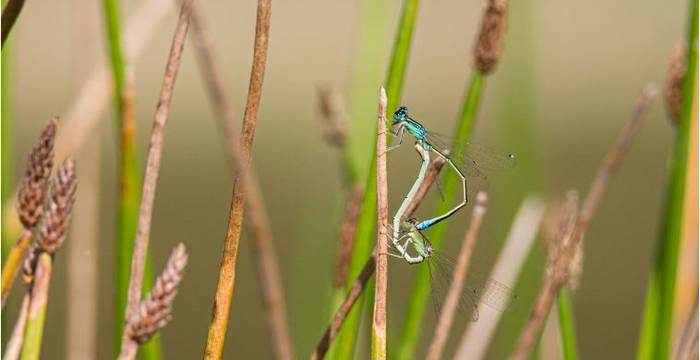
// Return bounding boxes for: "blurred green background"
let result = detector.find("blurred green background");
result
[2,0,695,358]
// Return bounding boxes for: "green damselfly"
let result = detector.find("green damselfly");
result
[387,106,516,231]
[385,219,517,321]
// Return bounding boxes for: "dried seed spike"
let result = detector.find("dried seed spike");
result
[317,87,348,149]
[665,42,687,124]
[37,159,78,254]
[17,118,58,229]
[473,0,508,74]
[127,243,188,344]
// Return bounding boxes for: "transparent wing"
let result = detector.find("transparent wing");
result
[428,253,480,322]
[424,132,517,179]
[432,251,518,312]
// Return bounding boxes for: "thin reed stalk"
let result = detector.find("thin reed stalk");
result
[545,193,581,360]
[312,255,376,360]
[335,1,419,357]
[119,244,188,360]
[638,3,698,358]
[2,119,57,308]
[20,159,77,359]
[313,136,444,359]
[20,253,51,360]
[123,0,194,342]
[191,8,292,358]
[204,0,275,358]
[426,192,488,360]
[397,1,507,356]
[334,184,364,290]
[4,294,29,360]
[1,0,25,46]
[512,86,657,360]
[673,297,698,360]
[557,287,579,360]
[371,88,389,360]
[102,0,153,350]
[455,196,545,359]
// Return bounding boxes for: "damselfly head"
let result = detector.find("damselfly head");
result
[393,106,409,124]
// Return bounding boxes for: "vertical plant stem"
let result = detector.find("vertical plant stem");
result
[556,287,579,360]
[312,255,377,360]
[1,230,31,307]
[123,0,194,344]
[204,0,273,358]
[427,192,488,360]
[513,86,657,360]
[334,1,419,357]
[101,0,155,349]
[371,88,389,360]
[190,8,292,359]
[455,196,545,359]
[1,0,25,46]
[397,70,484,360]
[20,253,52,360]
[4,294,30,360]
[638,2,697,359]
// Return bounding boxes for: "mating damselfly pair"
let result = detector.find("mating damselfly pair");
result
[383,106,517,320]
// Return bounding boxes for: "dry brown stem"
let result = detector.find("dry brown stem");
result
[674,297,699,360]
[1,0,25,46]
[311,255,376,360]
[473,0,508,74]
[426,191,488,360]
[189,6,292,359]
[124,0,194,340]
[204,0,274,358]
[511,85,657,359]
[3,294,30,360]
[371,88,389,359]
[334,183,365,287]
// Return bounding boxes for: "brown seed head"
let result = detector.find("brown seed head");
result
[17,118,58,229]
[473,0,508,74]
[127,243,188,344]
[37,159,77,254]
[665,43,687,124]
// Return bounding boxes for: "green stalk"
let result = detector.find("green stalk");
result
[20,253,52,360]
[101,0,159,357]
[396,71,484,360]
[330,1,420,358]
[557,287,579,360]
[638,2,697,359]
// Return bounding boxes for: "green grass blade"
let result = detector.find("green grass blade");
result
[396,71,484,360]
[557,287,579,360]
[637,1,697,359]
[101,0,159,357]
[331,1,420,358]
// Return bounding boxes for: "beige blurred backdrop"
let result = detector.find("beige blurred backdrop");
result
[3,0,694,358]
